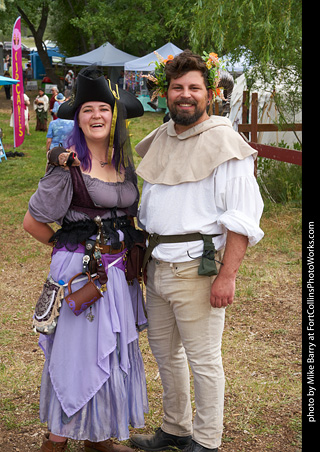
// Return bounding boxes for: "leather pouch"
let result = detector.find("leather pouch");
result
[33,276,64,334]
[125,242,146,282]
[65,272,102,316]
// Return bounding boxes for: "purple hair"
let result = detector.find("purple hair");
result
[66,106,92,172]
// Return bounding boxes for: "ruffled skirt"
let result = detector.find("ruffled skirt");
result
[38,247,148,441]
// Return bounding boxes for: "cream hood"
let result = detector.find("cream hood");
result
[136,116,257,185]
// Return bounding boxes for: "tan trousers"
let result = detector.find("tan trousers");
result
[146,256,225,449]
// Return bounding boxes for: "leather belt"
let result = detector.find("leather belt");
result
[142,232,221,271]
[81,240,126,255]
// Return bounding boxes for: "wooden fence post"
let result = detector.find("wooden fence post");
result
[251,92,258,143]
[237,91,302,166]
[242,91,249,140]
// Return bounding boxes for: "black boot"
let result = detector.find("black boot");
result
[182,440,218,452]
[130,428,192,452]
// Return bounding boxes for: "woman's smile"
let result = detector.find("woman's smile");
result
[78,102,113,140]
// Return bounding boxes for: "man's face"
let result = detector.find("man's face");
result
[166,70,211,132]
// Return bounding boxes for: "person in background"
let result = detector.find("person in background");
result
[26,63,33,81]
[46,94,74,151]
[52,92,66,116]
[64,69,75,97]
[9,92,31,136]
[130,49,264,452]
[4,54,11,71]
[49,86,59,120]
[23,65,148,452]
[117,70,125,89]
[34,87,49,131]
[3,71,11,100]
[23,92,31,136]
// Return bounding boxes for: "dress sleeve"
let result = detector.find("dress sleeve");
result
[215,156,264,246]
[28,166,73,225]
[125,164,140,217]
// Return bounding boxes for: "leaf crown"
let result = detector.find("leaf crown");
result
[145,51,222,100]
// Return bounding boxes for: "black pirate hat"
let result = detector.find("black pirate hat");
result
[57,66,144,120]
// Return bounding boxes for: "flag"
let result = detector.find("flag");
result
[11,16,25,148]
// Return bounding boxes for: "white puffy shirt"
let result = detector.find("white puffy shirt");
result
[138,155,264,263]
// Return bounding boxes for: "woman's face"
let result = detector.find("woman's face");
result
[78,101,113,143]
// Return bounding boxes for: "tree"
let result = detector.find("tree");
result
[0,0,62,87]
[46,0,92,58]
[51,0,192,57]
[186,0,302,123]
[189,0,302,86]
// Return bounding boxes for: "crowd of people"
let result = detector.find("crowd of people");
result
[20,50,264,452]
[2,58,76,143]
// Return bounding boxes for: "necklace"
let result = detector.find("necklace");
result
[92,155,109,167]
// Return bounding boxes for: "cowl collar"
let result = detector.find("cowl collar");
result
[136,116,257,185]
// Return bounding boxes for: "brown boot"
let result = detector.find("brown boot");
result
[84,439,135,452]
[40,433,68,451]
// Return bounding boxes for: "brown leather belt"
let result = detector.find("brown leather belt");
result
[81,240,126,255]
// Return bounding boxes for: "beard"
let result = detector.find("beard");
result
[168,97,207,126]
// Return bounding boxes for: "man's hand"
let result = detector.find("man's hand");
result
[210,231,248,308]
[210,274,236,308]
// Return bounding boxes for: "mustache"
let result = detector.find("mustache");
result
[173,97,197,106]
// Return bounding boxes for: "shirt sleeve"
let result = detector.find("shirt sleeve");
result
[52,101,59,114]
[215,156,264,246]
[28,166,73,225]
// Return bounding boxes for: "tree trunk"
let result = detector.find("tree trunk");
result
[17,2,63,90]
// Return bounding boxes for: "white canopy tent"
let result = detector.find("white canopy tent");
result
[65,41,138,66]
[65,42,138,83]
[220,53,251,77]
[124,42,182,72]
[124,42,183,111]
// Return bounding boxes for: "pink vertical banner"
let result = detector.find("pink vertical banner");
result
[11,17,25,148]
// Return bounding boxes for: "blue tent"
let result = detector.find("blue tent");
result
[0,75,19,85]
[30,48,66,79]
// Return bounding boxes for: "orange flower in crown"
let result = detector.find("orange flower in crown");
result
[209,52,219,62]
[142,51,173,100]
[202,51,221,99]
[163,55,174,64]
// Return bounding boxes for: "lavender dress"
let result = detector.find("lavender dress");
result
[28,166,148,441]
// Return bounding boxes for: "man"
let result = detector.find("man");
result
[130,50,264,452]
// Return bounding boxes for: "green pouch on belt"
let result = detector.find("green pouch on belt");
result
[198,235,218,276]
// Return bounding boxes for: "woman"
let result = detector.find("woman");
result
[34,87,49,131]
[10,92,31,136]
[23,66,148,452]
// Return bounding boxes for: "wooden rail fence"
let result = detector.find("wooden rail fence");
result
[217,91,302,166]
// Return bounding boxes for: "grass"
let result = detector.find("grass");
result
[0,87,302,451]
